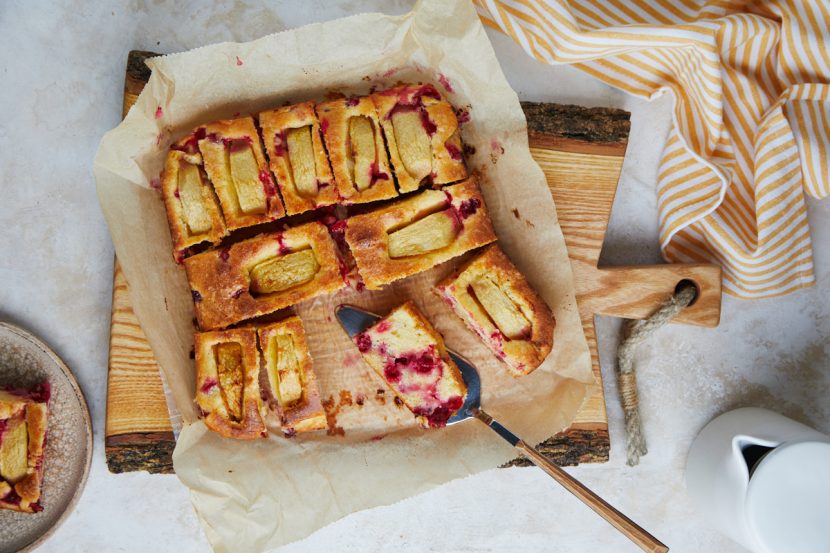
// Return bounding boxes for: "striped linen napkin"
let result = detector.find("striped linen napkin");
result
[475,0,829,298]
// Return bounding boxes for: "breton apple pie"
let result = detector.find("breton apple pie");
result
[344,177,496,290]
[0,384,49,513]
[259,102,339,215]
[257,317,326,434]
[185,221,346,330]
[316,96,397,205]
[352,302,466,428]
[372,84,467,193]
[198,117,285,230]
[161,136,228,261]
[194,328,267,440]
[435,245,555,376]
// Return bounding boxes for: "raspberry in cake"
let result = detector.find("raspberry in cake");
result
[257,317,326,434]
[352,302,466,428]
[194,328,267,440]
[259,101,339,215]
[344,177,496,290]
[371,84,467,193]
[0,383,49,513]
[435,244,555,376]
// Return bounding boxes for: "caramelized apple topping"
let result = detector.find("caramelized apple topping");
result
[470,277,531,340]
[177,162,213,235]
[228,140,267,214]
[286,126,318,197]
[388,210,459,258]
[268,333,303,406]
[391,110,431,182]
[0,417,28,483]
[348,116,376,191]
[214,342,244,422]
[249,249,320,294]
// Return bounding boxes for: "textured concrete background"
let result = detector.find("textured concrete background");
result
[1,1,827,551]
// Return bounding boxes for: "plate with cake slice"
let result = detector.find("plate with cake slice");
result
[0,322,92,553]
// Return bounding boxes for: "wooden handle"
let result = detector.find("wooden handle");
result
[514,441,669,553]
[474,409,667,552]
[576,263,722,328]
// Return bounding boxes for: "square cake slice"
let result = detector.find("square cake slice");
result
[257,317,326,435]
[197,116,285,230]
[0,383,49,513]
[161,138,228,262]
[259,102,339,215]
[316,96,397,205]
[352,302,466,428]
[435,245,555,376]
[185,221,346,330]
[344,177,496,290]
[372,84,467,193]
[194,328,267,440]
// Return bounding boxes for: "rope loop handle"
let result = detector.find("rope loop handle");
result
[616,281,697,466]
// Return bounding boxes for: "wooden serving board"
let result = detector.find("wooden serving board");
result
[105,51,722,473]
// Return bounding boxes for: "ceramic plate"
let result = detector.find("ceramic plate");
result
[0,322,92,553]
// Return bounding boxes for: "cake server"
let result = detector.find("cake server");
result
[336,304,668,553]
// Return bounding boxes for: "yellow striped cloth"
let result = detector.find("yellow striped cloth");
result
[475,0,829,298]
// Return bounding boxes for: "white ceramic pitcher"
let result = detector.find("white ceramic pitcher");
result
[685,407,830,552]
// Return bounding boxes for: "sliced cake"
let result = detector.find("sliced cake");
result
[197,116,285,230]
[257,317,326,434]
[161,137,228,262]
[316,96,397,204]
[344,177,496,290]
[259,101,339,215]
[352,302,466,428]
[371,84,467,193]
[0,383,49,513]
[194,328,267,440]
[185,221,347,330]
[436,244,555,376]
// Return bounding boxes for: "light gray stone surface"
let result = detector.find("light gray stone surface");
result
[0,2,827,552]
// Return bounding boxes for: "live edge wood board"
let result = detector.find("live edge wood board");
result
[106,51,722,474]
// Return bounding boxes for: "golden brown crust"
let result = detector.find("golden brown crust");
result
[372,84,467,193]
[257,317,326,434]
[316,97,398,204]
[160,148,228,259]
[259,102,339,215]
[194,328,267,440]
[185,221,346,330]
[344,177,497,290]
[198,116,285,230]
[0,391,48,513]
[435,244,555,376]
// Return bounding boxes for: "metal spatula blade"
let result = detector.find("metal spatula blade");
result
[335,304,669,553]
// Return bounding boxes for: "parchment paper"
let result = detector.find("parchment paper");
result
[93,1,595,551]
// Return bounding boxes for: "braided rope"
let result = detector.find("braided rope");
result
[616,282,697,466]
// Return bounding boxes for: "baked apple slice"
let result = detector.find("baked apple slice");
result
[348,115,376,192]
[228,140,268,215]
[249,249,320,295]
[391,110,432,183]
[387,210,459,258]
